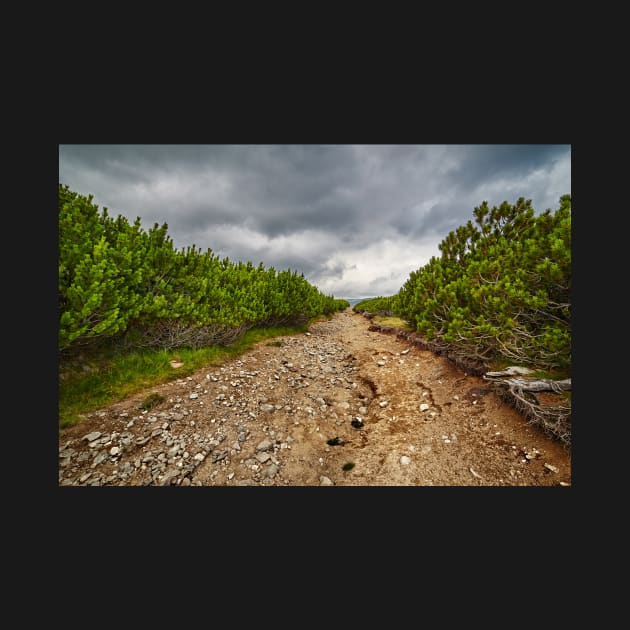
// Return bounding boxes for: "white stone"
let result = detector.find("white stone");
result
[400,455,411,465]
[420,403,430,412]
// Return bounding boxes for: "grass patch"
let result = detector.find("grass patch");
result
[59,323,309,430]
[139,392,166,411]
[266,340,284,347]
[372,315,413,330]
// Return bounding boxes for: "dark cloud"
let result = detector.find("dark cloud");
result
[59,144,570,298]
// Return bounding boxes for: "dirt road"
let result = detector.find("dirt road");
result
[58,309,571,486]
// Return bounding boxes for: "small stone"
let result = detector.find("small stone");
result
[319,476,334,485]
[559,481,570,486]
[379,401,389,408]
[401,349,410,355]
[256,439,273,452]
[420,403,430,412]
[91,452,108,468]
[376,360,386,366]
[109,446,120,456]
[400,455,411,465]
[83,431,102,442]
[544,463,559,473]
[453,395,459,401]
[189,393,199,399]
[256,452,271,463]
[469,467,482,479]
[260,404,275,412]
[160,469,180,486]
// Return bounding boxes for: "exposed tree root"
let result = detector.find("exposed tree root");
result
[366,319,571,447]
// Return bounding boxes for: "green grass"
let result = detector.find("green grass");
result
[372,315,413,330]
[59,323,308,430]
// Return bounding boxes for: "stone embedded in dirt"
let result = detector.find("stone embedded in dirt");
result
[400,455,411,465]
[189,393,199,399]
[420,403,430,412]
[319,476,334,485]
[379,401,389,408]
[109,446,120,456]
[160,469,180,486]
[401,349,410,355]
[91,452,108,468]
[83,431,102,442]
[544,463,559,473]
[256,439,273,452]
[256,452,271,463]
[259,404,275,412]
[377,360,386,366]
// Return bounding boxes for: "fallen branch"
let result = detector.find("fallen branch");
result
[484,375,571,393]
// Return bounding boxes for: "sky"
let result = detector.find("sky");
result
[58,144,571,299]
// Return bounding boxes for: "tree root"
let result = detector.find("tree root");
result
[367,319,571,447]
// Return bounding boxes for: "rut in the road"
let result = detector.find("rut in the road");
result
[58,310,571,486]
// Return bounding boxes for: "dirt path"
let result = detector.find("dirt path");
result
[58,309,571,486]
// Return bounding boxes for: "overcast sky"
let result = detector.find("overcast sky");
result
[58,144,571,299]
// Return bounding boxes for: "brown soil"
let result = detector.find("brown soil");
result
[58,309,571,486]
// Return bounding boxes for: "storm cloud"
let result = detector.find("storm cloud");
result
[59,144,571,298]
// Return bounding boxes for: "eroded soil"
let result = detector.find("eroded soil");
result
[58,309,571,486]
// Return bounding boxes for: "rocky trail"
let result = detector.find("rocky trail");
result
[58,309,571,486]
